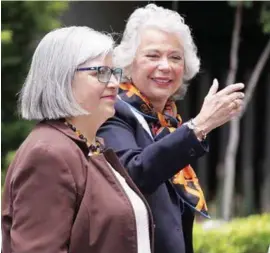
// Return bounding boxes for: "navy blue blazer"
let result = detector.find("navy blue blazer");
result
[98,99,208,253]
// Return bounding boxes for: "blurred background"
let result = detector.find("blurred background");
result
[2,1,270,252]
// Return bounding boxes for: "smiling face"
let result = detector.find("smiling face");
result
[130,28,185,110]
[72,53,119,121]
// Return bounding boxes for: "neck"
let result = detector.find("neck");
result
[151,100,167,113]
[66,115,101,145]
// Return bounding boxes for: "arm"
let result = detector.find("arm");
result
[99,114,208,194]
[99,80,246,194]
[10,143,76,253]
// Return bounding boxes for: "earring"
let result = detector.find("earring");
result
[122,75,133,84]
[128,76,133,83]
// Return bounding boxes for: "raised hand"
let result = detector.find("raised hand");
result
[193,79,245,135]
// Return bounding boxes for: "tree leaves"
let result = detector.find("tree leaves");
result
[1,2,68,169]
[260,2,270,34]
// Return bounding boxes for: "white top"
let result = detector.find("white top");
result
[107,162,151,253]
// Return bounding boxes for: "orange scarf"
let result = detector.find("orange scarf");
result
[119,83,209,217]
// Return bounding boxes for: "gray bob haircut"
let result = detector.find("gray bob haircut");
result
[19,26,114,120]
[114,4,200,100]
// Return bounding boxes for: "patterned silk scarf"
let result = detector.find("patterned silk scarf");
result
[119,83,209,218]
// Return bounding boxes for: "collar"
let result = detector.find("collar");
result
[40,119,104,156]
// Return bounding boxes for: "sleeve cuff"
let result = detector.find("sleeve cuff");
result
[184,125,209,158]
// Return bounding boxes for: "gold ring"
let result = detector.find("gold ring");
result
[233,101,238,109]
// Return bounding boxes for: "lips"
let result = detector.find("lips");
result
[151,77,172,85]
[101,94,117,100]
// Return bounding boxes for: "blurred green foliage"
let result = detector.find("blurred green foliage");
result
[228,1,253,8]
[1,151,16,187]
[228,1,270,34]
[260,2,270,34]
[194,214,270,253]
[1,1,68,170]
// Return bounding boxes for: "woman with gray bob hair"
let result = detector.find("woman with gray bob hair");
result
[98,3,245,253]
[2,26,154,253]
[20,26,114,119]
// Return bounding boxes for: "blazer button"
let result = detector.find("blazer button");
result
[189,148,196,157]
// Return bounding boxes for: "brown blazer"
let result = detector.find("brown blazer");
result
[2,120,154,253]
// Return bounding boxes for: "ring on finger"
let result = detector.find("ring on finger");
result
[233,101,238,109]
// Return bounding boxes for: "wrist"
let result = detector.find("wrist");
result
[192,116,211,135]
[186,118,208,141]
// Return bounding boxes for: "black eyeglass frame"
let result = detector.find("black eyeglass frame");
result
[76,66,122,84]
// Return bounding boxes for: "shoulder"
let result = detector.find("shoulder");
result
[99,99,147,137]
[29,124,82,158]
[98,99,154,147]
[114,99,135,120]
[111,98,143,128]
[11,123,87,179]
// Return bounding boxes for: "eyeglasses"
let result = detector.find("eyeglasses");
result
[76,66,122,84]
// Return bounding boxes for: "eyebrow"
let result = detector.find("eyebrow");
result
[143,49,183,55]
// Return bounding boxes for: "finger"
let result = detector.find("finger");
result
[235,98,244,107]
[227,92,245,102]
[207,78,219,96]
[229,99,243,110]
[229,101,237,110]
[217,83,245,97]
[229,107,242,118]
[235,99,244,112]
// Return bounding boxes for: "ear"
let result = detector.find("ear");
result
[123,66,133,82]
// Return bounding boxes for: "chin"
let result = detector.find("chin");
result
[104,107,116,119]
[150,90,171,101]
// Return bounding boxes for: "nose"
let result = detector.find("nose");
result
[157,57,170,72]
[107,74,120,89]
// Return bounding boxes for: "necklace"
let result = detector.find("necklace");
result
[64,120,102,155]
